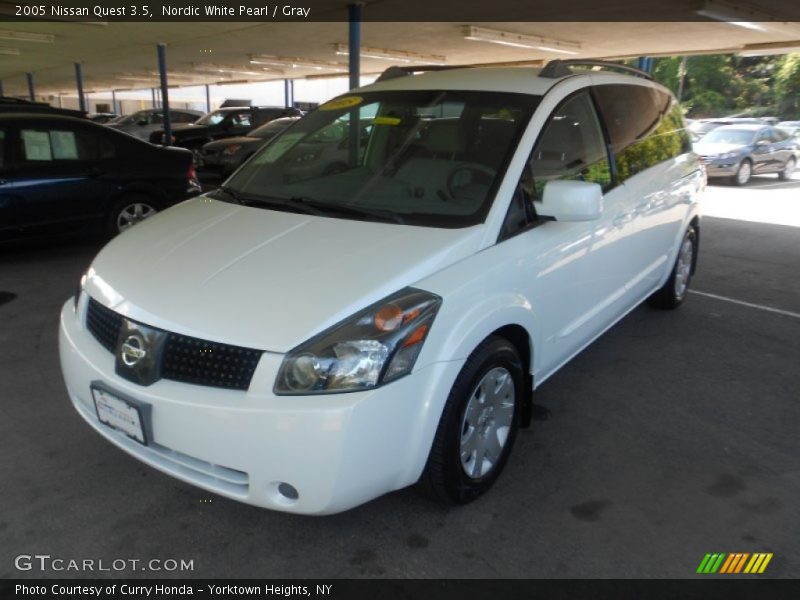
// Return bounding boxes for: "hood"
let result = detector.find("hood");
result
[86,196,483,352]
[203,136,260,149]
[693,142,748,156]
[171,123,202,133]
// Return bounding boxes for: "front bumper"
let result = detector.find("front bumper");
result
[59,298,462,514]
[699,156,742,177]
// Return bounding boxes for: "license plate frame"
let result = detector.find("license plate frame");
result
[91,383,151,446]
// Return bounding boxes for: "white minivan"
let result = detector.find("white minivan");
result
[59,60,704,514]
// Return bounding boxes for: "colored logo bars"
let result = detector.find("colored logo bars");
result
[697,553,773,574]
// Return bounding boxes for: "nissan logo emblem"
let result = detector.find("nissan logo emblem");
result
[120,334,147,367]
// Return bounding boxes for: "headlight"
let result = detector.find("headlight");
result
[222,144,242,156]
[274,288,441,395]
[74,271,88,311]
[718,151,738,160]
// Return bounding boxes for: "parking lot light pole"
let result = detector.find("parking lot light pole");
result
[26,72,35,102]
[74,63,86,112]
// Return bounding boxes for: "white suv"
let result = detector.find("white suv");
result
[59,60,704,514]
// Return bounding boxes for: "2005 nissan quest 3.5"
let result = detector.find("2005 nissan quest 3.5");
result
[59,60,704,514]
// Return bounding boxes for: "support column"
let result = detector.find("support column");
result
[157,43,172,146]
[111,90,118,115]
[151,88,157,108]
[74,63,86,112]
[26,72,35,101]
[0,80,4,97]
[348,4,361,91]
[284,79,295,108]
[205,83,211,113]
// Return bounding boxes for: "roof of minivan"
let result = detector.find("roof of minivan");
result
[713,123,766,131]
[361,66,660,96]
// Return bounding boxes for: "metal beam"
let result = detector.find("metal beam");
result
[74,63,86,112]
[157,43,172,146]
[348,3,361,90]
[26,72,35,101]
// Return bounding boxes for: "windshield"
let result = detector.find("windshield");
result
[219,90,539,228]
[195,110,228,126]
[111,111,147,126]
[700,128,756,145]
[250,119,296,139]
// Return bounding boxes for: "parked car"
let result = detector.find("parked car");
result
[107,108,203,142]
[688,117,764,141]
[281,118,374,181]
[694,124,796,185]
[150,106,303,157]
[0,113,200,242]
[60,61,703,514]
[198,116,300,174]
[88,112,118,124]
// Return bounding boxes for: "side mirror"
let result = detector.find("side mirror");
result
[755,139,769,147]
[537,180,603,222]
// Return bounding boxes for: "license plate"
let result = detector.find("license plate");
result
[92,387,147,445]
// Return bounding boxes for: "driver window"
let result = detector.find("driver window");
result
[526,92,611,200]
[500,92,611,241]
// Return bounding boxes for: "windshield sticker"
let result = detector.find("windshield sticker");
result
[253,133,305,164]
[373,116,402,126]
[320,96,363,111]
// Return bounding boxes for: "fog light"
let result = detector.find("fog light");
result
[278,482,299,501]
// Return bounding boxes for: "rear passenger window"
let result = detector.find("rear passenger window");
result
[593,84,690,182]
[527,91,612,200]
[20,127,112,162]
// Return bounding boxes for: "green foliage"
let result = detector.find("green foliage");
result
[647,52,798,119]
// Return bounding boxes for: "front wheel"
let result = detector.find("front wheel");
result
[647,226,697,310]
[778,157,796,181]
[419,336,523,504]
[732,159,752,186]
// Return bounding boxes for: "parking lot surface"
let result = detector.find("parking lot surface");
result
[1,175,798,578]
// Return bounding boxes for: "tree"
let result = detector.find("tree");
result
[775,53,800,119]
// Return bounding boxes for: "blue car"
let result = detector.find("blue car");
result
[694,124,797,185]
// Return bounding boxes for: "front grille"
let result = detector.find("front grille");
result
[161,334,262,390]
[86,297,123,352]
[85,297,261,391]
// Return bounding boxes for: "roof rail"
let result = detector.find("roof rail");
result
[539,59,654,81]
[375,65,470,82]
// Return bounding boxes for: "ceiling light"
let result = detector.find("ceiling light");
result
[192,62,279,77]
[250,54,346,72]
[0,46,20,55]
[463,26,581,55]
[0,30,55,43]
[333,43,446,65]
[695,0,777,31]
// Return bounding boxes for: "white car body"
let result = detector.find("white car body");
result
[59,66,704,514]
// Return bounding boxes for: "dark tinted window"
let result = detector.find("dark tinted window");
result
[0,129,5,169]
[593,84,690,181]
[171,111,198,123]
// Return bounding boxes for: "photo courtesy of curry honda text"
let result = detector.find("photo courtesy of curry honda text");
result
[59,60,704,514]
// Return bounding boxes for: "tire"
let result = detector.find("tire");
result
[731,159,752,186]
[106,194,161,237]
[647,226,697,310]
[419,336,524,504]
[778,156,796,181]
